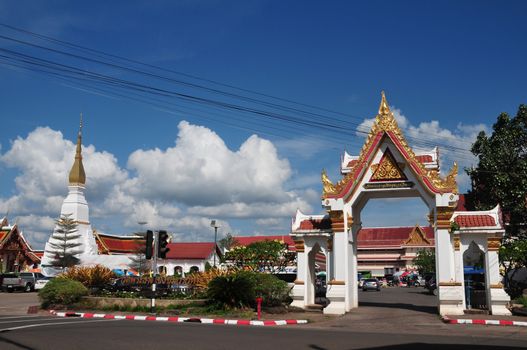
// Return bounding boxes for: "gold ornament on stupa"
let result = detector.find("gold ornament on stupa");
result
[68,114,86,185]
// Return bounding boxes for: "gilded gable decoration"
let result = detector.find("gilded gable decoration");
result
[321,91,458,199]
[370,149,407,182]
[403,225,431,246]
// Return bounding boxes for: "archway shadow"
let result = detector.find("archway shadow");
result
[358,301,437,315]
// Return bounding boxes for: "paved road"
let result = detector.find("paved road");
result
[0,292,39,315]
[0,314,525,350]
[0,288,525,349]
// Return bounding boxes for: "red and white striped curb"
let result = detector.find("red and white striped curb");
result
[49,310,308,327]
[442,316,527,327]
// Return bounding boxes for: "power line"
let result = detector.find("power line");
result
[0,23,480,160]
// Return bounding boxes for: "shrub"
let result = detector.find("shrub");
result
[60,265,116,288]
[207,273,255,308]
[39,278,88,308]
[515,295,527,307]
[253,273,289,306]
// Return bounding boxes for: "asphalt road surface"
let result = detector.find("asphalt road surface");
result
[0,288,525,350]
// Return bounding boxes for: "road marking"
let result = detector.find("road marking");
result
[0,315,42,320]
[0,317,70,324]
[0,319,121,332]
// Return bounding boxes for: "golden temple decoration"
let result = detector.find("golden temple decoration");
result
[453,237,460,251]
[327,237,333,252]
[403,225,431,245]
[436,206,456,229]
[487,237,501,251]
[328,280,345,285]
[328,210,345,232]
[321,92,459,199]
[293,239,305,253]
[321,169,337,196]
[68,113,86,185]
[370,149,407,181]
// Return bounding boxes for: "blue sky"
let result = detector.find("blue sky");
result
[1,1,526,249]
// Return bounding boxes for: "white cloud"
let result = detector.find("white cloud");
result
[1,122,316,248]
[126,121,292,206]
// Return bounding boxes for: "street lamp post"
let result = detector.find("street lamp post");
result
[210,220,219,267]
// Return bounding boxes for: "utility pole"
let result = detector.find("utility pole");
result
[210,220,219,267]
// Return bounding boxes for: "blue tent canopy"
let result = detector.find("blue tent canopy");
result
[464,266,485,275]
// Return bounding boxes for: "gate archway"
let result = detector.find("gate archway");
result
[290,92,510,316]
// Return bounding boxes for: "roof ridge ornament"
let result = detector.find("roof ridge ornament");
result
[378,90,391,116]
[321,169,337,196]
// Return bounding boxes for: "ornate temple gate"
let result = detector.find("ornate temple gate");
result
[290,93,510,316]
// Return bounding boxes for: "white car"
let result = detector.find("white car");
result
[34,277,52,290]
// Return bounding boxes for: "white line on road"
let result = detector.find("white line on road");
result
[0,319,121,332]
[0,317,72,324]
[0,315,42,320]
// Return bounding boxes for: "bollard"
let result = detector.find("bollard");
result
[256,297,263,320]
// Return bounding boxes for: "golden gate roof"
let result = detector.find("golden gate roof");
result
[322,92,458,200]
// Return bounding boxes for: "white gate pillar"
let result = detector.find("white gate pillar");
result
[324,210,347,315]
[485,237,511,315]
[436,205,464,315]
[290,239,306,309]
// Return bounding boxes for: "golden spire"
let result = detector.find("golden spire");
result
[378,90,391,116]
[68,113,86,185]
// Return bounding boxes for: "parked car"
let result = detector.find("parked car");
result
[1,272,44,292]
[34,276,53,291]
[362,278,381,291]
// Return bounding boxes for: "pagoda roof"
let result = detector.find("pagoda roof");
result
[0,218,40,263]
[357,226,434,248]
[94,231,143,254]
[322,92,458,200]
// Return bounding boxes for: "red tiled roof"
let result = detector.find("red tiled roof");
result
[234,236,295,250]
[454,215,496,228]
[33,251,44,258]
[415,155,433,163]
[165,242,217,260]
[298,219,332,230]
[96,234,142,254]
[357,226,434,247]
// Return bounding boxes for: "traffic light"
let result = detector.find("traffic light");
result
[157,230,170,259]
[145,230,153,260]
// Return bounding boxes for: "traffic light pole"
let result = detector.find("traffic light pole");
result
[151,231,158,314]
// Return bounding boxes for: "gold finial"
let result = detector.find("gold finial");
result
[321,169,336,195]
[79,113,83,136]
[69,114,86,185]
[378,91,391,116]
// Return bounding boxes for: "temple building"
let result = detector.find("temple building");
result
[0,217,41,273]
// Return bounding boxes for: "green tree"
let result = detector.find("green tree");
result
[223,239,295,272]
[466,104,527,297]
[412,249,436,275]
[48,214,82,270]
[218,232,238,251]
[499,238,527,298]
[466,104,527,240]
